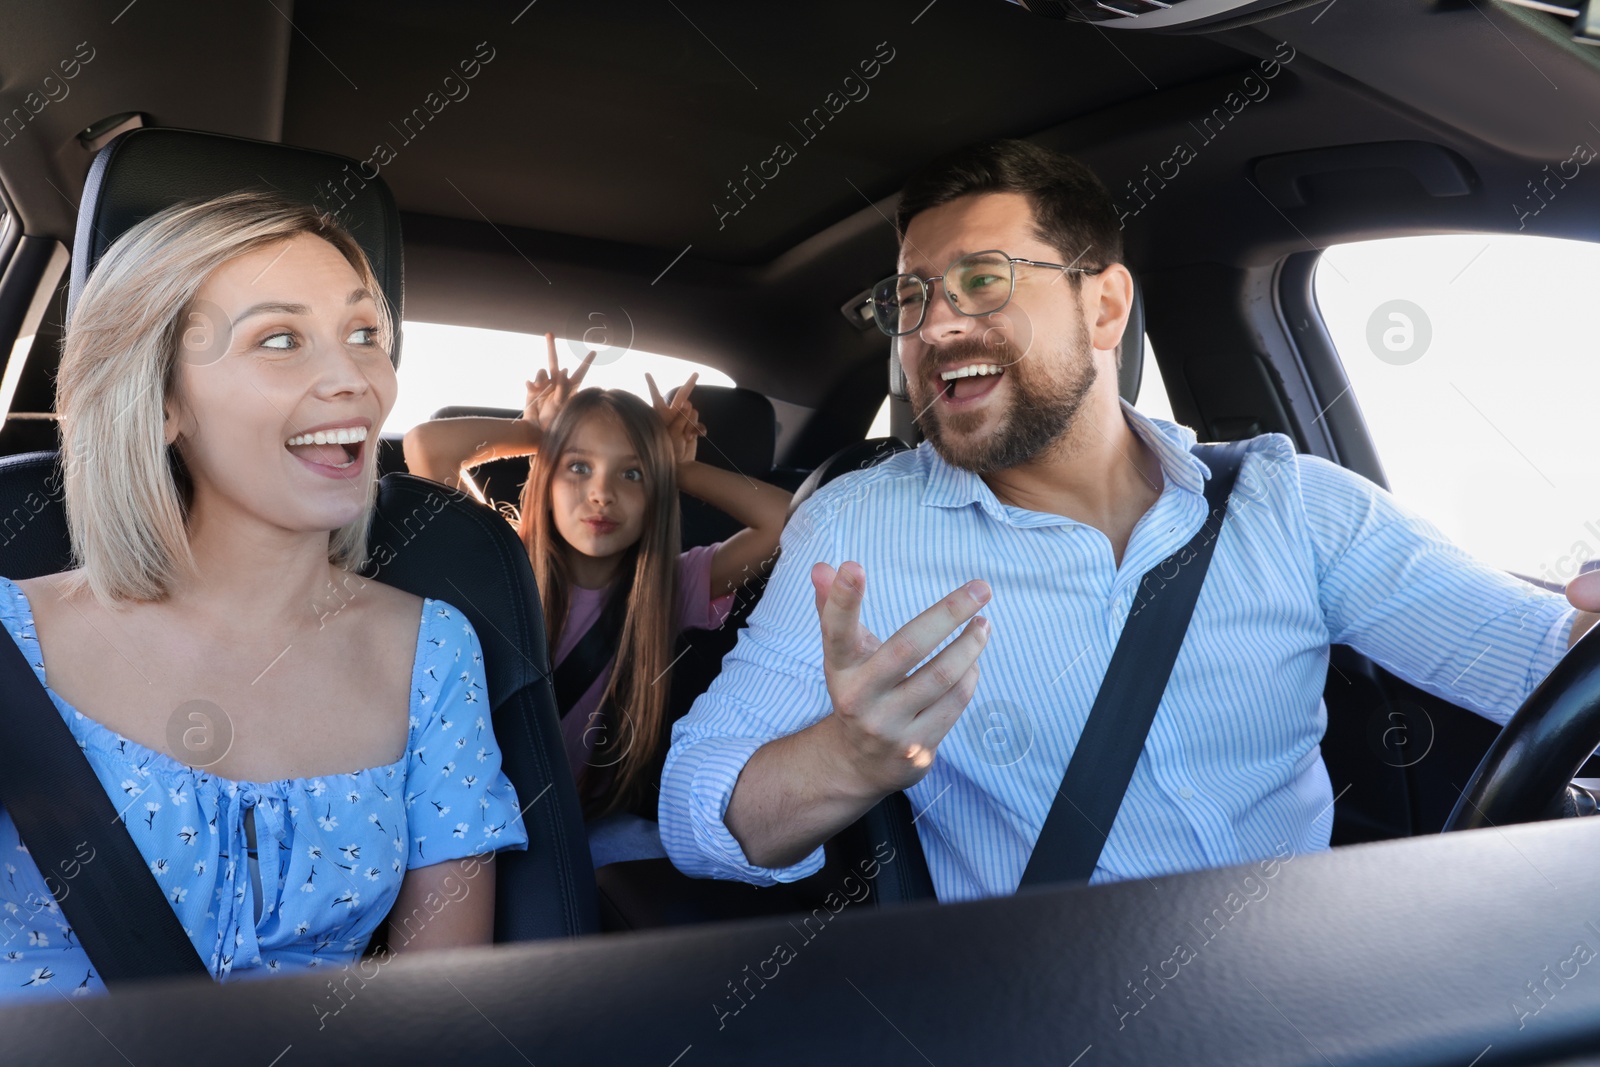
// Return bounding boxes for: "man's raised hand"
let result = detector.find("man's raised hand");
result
[1564,569,1600,648]
[811,560,991,797]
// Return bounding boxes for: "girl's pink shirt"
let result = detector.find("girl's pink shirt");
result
[554,541,736,784]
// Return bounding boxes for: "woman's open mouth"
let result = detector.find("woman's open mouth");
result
[938,363,1005,408]
[285,425,367,478]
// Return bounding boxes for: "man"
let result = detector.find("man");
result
[658,139,1600,901]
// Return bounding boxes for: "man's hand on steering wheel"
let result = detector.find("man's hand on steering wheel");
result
[1564,569,1600,649]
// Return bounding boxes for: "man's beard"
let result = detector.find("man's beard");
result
[910,317,1097,474]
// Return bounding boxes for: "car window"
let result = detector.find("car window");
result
[867,394,891,438]
[1136,334,1173,422]
[866,332,1173,436]
[386,321,735,434]
[1314,234,1600,582]
[0,187,35,429]
[0,332,34,427]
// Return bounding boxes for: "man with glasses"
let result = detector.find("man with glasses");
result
[658,138,1600,900]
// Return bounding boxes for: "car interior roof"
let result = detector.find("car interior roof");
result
[2,0,1599,414]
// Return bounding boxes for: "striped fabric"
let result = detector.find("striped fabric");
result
[659,401,1576,902]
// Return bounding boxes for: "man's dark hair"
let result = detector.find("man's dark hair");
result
[895,139,1124,275]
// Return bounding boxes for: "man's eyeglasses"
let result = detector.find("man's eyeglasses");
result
[870,250,1105,337]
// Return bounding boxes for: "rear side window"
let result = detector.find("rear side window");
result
[1314,234,1600,582]
[387,321,734,433]
[0,182,34,429]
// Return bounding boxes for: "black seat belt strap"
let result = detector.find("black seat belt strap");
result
[551,576,630,718]
[1018,440,1248,889]
[0,629,211,985]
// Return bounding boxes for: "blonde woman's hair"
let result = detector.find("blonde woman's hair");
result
[518,390,681,819]
[56,190,394,604]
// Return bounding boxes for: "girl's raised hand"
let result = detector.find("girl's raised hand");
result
[525,331,596,432]
[646,372,706,466]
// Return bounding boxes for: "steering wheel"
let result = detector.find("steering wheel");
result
[1443,622,1600,831]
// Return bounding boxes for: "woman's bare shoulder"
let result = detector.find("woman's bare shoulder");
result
[11,571,88,614]
[346,575,427,635]
[13,571,61,595]
[323,575,427,680]
[355,575,424,609]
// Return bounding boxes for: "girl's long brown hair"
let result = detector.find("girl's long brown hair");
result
[518,389,681,818]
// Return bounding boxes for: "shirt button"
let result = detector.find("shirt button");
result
[1178,786,1195,800]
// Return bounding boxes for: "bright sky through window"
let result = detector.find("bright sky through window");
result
[1316,234,1600,584]
[387,321,735,434]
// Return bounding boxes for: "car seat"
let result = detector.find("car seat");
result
[0,126,598,944]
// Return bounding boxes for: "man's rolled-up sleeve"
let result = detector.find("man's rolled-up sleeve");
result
[659,492,841,884]
[1296,453,1578,725]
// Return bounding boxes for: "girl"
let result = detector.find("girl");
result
[0,192,529,1003]
[403,336,792,863]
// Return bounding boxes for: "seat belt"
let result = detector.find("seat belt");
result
[1017,440,1248,889]
[551,574,631,718]
[0,629,211,985]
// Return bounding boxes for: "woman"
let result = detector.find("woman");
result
[0,191,528,1002]
[404,338,791,864]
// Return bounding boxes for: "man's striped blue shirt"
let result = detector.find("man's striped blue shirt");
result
[659,401,1576,901]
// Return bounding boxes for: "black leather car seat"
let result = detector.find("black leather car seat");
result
[6,126,597,942]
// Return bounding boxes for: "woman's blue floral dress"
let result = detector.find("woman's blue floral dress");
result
[0,579,529,1005]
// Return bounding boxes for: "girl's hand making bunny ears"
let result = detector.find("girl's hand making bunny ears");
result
[646,372,706,466]
[525,331,596,433]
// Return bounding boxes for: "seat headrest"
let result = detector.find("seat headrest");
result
[68,127,405,365]
[666,384,776,475]
[888,268,1146,406]
[1119,270,1145,405]
[429,405,520,421]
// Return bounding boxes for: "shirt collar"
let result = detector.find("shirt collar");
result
[921,398,1210,521]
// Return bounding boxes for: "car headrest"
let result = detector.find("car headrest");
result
[68,127,405,365]
[888,268,1145,406]
[666,384,776,475]
[1119,270,1145,404]
[786,437,911,523]
[429,406,520,421]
